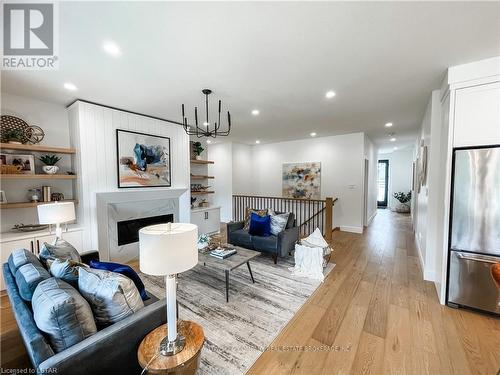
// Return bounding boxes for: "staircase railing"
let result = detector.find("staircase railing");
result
[232,195,337,240]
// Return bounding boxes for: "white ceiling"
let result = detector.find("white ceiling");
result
[2,1,500,151]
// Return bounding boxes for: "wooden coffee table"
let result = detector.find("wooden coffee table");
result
[198,246,260,302]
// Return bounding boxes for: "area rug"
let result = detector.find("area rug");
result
[139,256,334,375]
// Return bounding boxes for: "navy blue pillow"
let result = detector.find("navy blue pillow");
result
[249,212,271,237]
[89,260,149,301]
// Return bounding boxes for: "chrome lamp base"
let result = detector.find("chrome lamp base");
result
[159,334,186,356]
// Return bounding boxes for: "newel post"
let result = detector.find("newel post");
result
[325,197,333,242]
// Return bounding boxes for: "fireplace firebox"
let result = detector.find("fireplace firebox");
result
[117,214,173,246]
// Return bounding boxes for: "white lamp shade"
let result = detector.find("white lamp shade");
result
[139,223,198,276]
[37,202,76,224]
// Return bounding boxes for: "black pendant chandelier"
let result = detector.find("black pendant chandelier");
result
[181,89,231,138]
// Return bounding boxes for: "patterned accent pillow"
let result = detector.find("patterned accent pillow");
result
[33,278,97,353]
[78,267,144,327]
[243,208,268,231]
[269,211,290,236]
[39,238,81,267]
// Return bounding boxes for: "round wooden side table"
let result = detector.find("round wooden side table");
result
[138,321,204,374]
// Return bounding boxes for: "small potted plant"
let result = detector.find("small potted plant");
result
[5,129,24,144]
[39,154,62,174]
[192,141,204,160]
[393,191,412,213]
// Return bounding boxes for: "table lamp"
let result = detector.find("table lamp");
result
[37,201,76,240]
[139,222,198,356]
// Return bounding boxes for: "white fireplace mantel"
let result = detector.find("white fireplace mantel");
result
[96,188,188,261]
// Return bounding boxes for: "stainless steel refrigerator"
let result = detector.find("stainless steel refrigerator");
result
[447,145,500,314]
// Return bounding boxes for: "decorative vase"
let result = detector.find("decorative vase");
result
[195,155,201,160]
[42,165,59,174]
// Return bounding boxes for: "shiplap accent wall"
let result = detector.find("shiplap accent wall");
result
[68,101,190,250]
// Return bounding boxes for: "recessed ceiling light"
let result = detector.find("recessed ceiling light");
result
[310,132,317,137]
[390,137,397,142]
[206,140,212,144]
[63,82,77,91]
[325,90,336,99]
[203,122,209,126]
[255,140,260,144]
[385,122,393,127]
[102,41,121,57]
[251,109,260,116]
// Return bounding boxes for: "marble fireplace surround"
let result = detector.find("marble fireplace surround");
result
[96,189,187,262]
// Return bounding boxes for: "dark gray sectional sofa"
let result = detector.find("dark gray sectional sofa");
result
[2,251,166,375]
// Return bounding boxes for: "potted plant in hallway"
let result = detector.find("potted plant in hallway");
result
[192,141,204,160]
[393,191,411,213]
[39,154,62,174]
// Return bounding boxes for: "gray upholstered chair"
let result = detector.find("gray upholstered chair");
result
[227,212,299,263]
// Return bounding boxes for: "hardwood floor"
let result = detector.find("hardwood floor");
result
[248,209,500,375]
[1,209,499,374]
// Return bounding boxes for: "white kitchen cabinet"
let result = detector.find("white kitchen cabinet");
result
[0,238,35,290]
[453,81,500,147]
[191,207,221,235]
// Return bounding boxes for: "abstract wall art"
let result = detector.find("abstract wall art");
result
[282,162,321,199]
[116,129,171,188]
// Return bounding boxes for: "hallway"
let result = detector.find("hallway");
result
[249,209,500,374]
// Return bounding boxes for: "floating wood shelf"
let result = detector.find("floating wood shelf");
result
[190,159,214,165]
[190,175,215,180]
[191,191,215,195]
[0,143,76,154]
[1,174,77,180]
[0,199,78,209]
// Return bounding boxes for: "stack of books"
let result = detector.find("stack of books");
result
[210,248,237,259]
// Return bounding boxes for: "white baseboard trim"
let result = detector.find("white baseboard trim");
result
[414,234,436,282]
[424,269,436,281]
[415,235,426,272]
[367,210,377,225]
[340,225,363,234]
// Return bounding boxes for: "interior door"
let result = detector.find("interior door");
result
[377,160,389,207]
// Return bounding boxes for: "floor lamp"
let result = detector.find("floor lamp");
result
[139,222,198,355]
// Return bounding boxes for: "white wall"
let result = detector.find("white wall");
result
[232,143,254,195]
[242,132,367,232]
[364,135,378,225]
[0,93,73,231]
[68,101,190,250]
[208,143,233,222]
[412,90,443,282]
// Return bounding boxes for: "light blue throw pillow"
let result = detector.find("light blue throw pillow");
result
[32,278,97,353]
[78,267,144,327]
[15,263,51,302]
[8,248,41,276]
